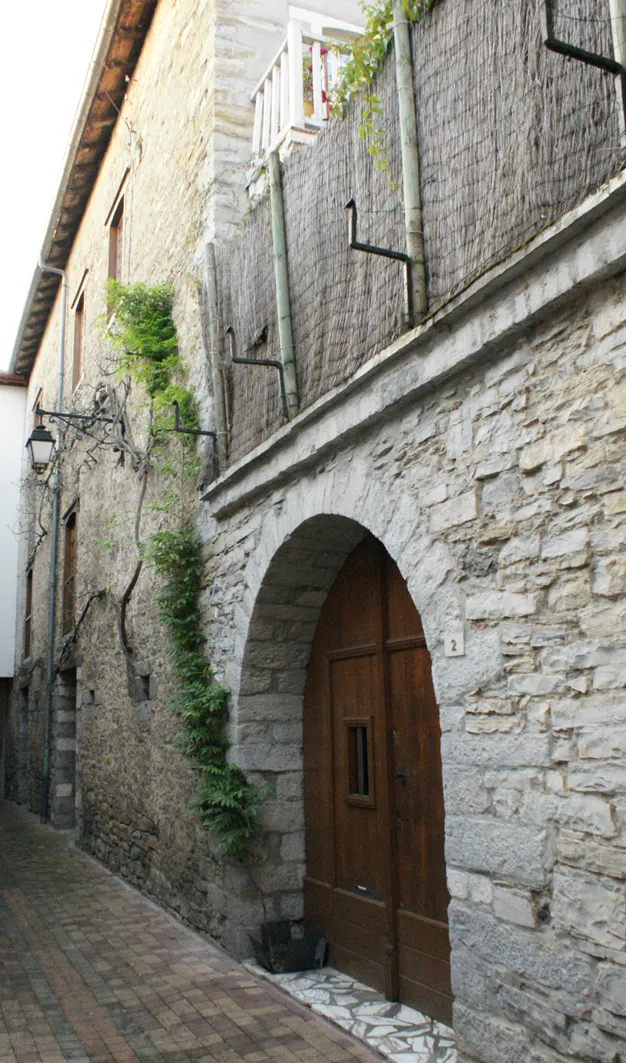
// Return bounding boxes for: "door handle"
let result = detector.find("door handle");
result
[394,767,408,785]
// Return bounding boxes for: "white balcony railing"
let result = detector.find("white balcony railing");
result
[249,14,363,173]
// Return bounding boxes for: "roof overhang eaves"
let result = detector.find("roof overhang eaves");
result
[10,0,157,378]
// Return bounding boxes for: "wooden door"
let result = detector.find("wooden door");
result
[303,537,452,1025]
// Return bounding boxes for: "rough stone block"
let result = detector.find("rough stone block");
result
[466,592,538,620]
[560,794,617,838]
[493,887,535,927]
[454,1002,531,1063]
[237,743,303,772]
[499,535,541,565]
[520,425,587,472]
[450,901,596,994]
[541,528,588,559]
[552,868,625,951]
[497,985,568,1054]
[507,673,561,695]
[552,694,626,730]
[446,816,548,885]
[430,491,478,532]
[568,764,626,794]
[281,831,305,862]
[596,962,626,1017]
[443,733,550,768]
[443,769,491,814]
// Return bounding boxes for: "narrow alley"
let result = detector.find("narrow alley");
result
[0,801,379,1063]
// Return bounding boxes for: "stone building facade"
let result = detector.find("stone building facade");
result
[5,2,626,1062]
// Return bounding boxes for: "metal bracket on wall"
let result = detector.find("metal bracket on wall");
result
[36,406,118,428]
[171,401,219,481]
[540,0,626,128]
[226,325,289,422]
[345,199,414,325]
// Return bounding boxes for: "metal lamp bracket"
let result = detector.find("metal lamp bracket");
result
[36,406,123,433]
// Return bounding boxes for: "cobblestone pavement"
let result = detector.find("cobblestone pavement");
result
[0,801,380,1063]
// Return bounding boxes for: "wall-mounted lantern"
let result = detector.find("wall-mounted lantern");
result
[25,425,55,472]
[25,406,122,473]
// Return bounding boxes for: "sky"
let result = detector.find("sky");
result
[1,1,108,372]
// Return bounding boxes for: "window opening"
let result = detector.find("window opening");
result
[108,197,124,283]
[348,725,369,796]
[345,717,374,806]
[62,512,77,634]
[24,569,33,658]
[32,389,44,428]
[73,292,84,390]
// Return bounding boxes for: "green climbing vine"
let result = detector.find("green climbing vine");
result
[146,528,263,860]
[331,0,437,169]
[104,279,262,860]
[105,280,197,434]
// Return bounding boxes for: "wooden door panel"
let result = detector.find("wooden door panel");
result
[396,909,451,960]
[331,654,382,897]
[332,915,388,965]
[304,877,334,915]
[398,944,452,997]
[304,536,452,1021]
[323,540,379,650]
[331,945,386,996]
[388,646,449,923]
[398,975,454,1027]
[386,556,424,642]
[332,888,388,935]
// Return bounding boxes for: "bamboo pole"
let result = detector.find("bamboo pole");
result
[204,243,228,468]
[268,151,299,419]
[392,0,427,322]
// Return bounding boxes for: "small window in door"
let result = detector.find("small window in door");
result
[345,717,375,808]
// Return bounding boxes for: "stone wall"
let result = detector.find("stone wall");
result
[198,193,626,1061]
[6,0,299,920]
[6,2,626,1060]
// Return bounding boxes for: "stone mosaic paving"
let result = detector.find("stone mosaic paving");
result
[243,965,456,1063]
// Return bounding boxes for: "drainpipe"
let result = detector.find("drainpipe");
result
[204,243,228,469]
[609,0,626,146]
[392,0,427,322]
[39,260,67,824]
[268,151,299,419]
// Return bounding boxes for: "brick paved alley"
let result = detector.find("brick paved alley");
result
[0,801,380,1063]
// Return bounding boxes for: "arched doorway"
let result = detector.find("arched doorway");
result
[303,536,452,1025]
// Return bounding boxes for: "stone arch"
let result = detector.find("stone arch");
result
[223,507,449,953]
[221,485,500,958]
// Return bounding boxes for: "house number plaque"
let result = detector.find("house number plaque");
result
[444,629,465,657]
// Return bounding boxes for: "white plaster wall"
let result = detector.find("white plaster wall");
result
[0,386,26,677]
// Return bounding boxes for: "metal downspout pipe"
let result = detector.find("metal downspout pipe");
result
[204,243,228,469]
[392,0,427,322]
[39,260,67,824]
[609,0,626,146]
[268,151,299,419]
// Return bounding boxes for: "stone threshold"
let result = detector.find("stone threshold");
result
[243,962,457,1063]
